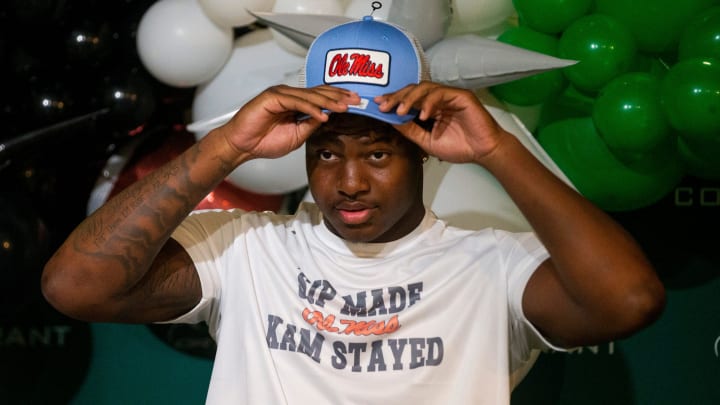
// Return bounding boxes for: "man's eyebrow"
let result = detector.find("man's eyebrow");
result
[308,131,397,146]
[307,134,342,147]
[366,133,394,143]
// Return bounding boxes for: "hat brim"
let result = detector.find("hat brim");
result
[296,97,419,125]
[344,97,418,125]
[297,98,418,125]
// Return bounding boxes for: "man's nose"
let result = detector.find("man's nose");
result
[337,161,369,197]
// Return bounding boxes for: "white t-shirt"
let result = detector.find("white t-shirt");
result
[169,202,558,404]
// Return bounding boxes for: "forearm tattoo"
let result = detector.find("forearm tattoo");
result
[71,142,229,290]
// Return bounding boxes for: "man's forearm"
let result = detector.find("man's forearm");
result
[43,129,241,310]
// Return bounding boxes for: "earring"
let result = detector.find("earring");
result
[422,156,429,163]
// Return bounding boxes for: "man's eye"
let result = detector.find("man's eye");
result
[369,151,389,161]
[319,151,335,161]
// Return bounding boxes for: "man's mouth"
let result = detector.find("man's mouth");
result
[335,202,374,225]
[337,207,372,225]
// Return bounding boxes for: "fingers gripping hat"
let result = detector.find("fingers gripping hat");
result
[301,15,431,125]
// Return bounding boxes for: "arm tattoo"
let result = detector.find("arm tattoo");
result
[72,141,229,291]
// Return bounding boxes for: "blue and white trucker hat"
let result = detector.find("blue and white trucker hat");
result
[301,15,430,125]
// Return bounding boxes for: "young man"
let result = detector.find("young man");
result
[42,17,664,404]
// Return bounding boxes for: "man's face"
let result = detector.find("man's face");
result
[306,114,426,243]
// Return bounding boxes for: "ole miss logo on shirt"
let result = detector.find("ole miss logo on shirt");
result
[324,48,390,86]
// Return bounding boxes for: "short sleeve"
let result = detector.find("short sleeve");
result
[497,230,567,378]
[155,209,241,335]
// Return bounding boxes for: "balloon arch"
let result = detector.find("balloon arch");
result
[132,0,719,215]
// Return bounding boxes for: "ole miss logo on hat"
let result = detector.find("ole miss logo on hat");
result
[303,16,427,124]
[324,49,390,86]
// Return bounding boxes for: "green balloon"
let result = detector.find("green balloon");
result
[660,57,720,141]
[537,85,595,131]
[537,117,683,211]
[595,0,717,53]
[513,0,593,34]
[558,14,637,92]
[627,53,672,79]
[592,72,672,153]
[490,26,568,106]
[678,6,720,61]
[677,136,720,180]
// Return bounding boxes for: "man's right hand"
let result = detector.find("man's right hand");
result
[214,85,361,166]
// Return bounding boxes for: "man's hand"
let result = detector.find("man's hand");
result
[216,85,361,165]
[375,82,509,164]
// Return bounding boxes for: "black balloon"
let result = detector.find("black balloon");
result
[2,0,62,25]
[0,0,194,163]
[63,18,116,70]
[28,79,78,127]
[7,46,45,82]
[96,66,158,135]
[0,193,49,320]
[0,81,33,138]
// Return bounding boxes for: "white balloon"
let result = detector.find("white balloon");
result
[87,138,143,216]
[198,0,275,28]
[136,0,234,87]
[344,0,389,19]
[272,0,344,16]
[504,103,542,133]
[448,0,516,35]
[344,0,451,50]
[191,28,305,125]
[271,0,345,56]
[190,28,308,194]
[448,18,511,39]
[249,12,354,49]
[227,147,309,195]
[422,160,528,231]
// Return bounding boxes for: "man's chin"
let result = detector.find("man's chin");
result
[325,221,382,243]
